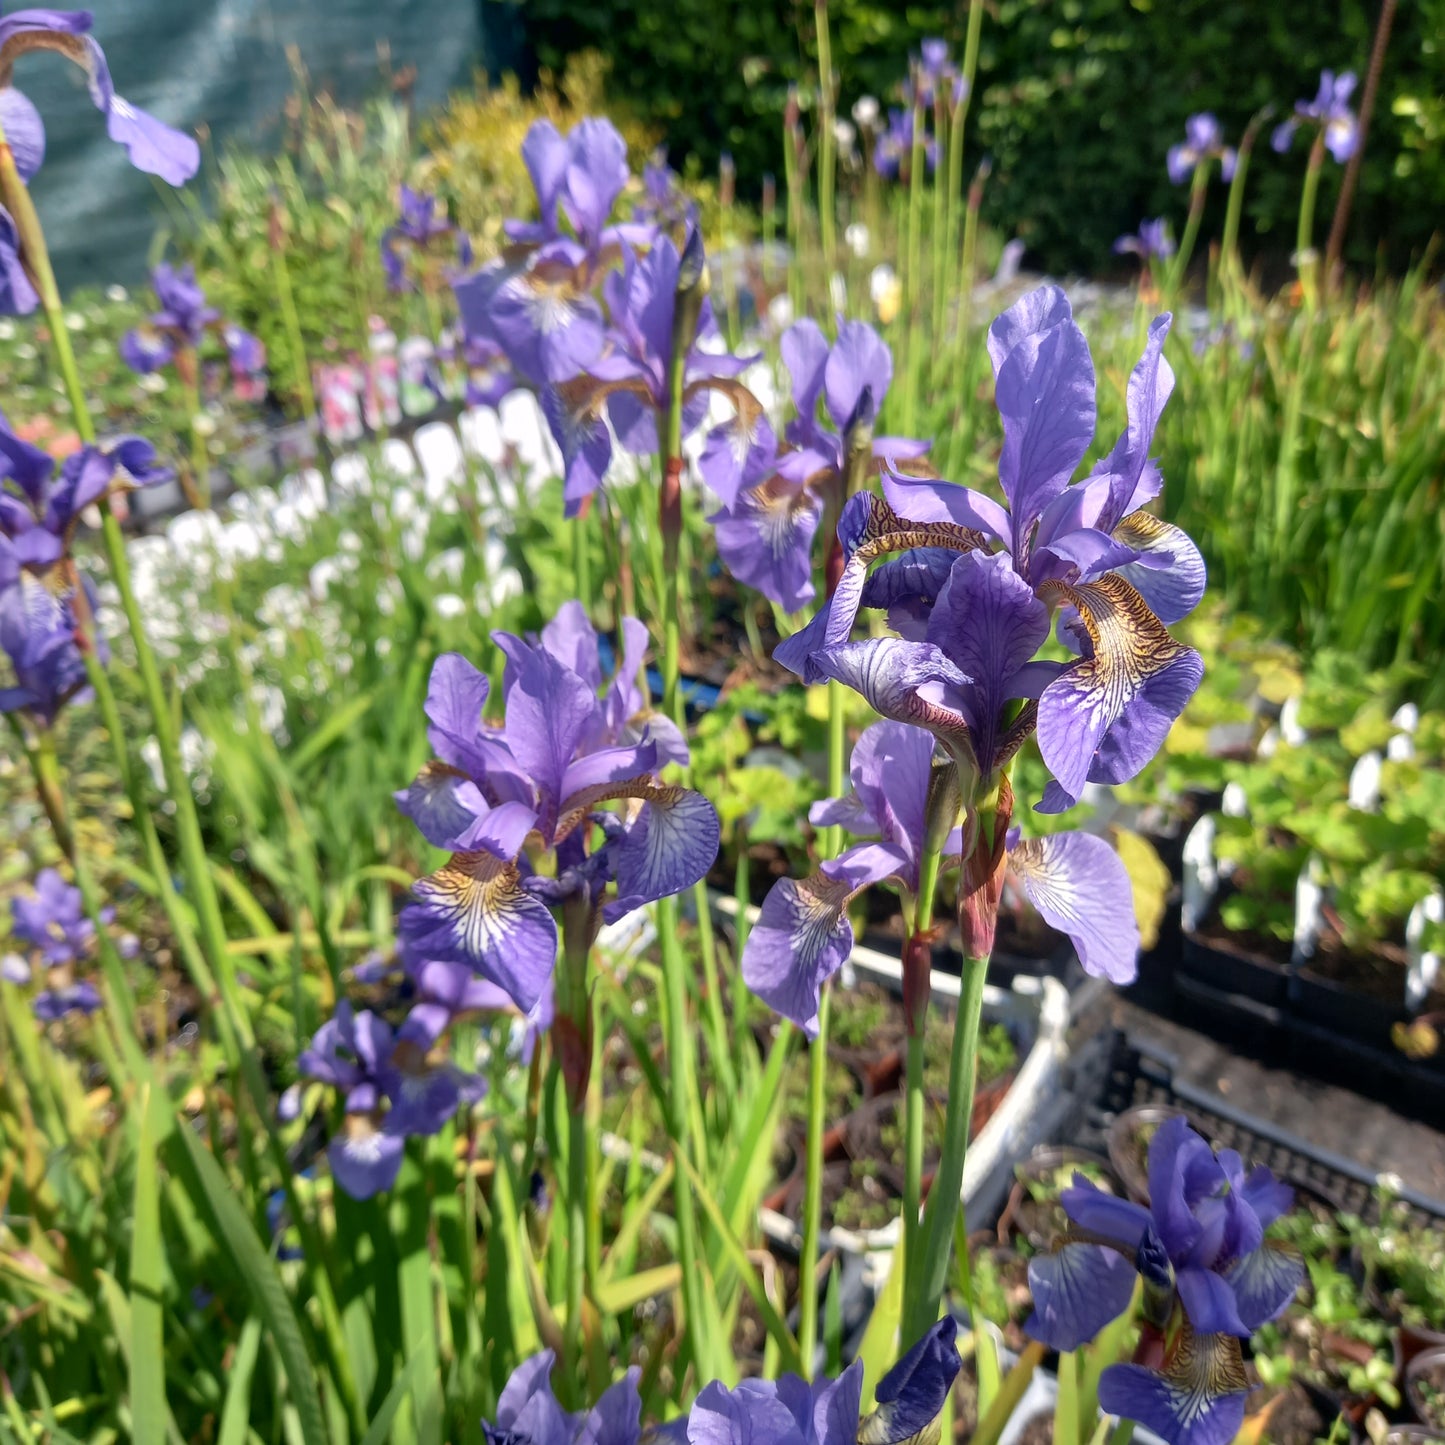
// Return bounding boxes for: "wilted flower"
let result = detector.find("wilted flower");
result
[396,605,717,1015]
[1028,1116,1304,1445]
[1166,114,1237,185]
[709,318,927,611]
[1272,70,1359,162]
[1114,219,1176,261]
[781,285,1204,818]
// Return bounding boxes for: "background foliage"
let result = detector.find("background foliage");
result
[518,0,1445,275]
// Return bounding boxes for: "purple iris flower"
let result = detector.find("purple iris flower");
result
[298,999,484,1199]
[543,229,753,515]
[0,416,171,562]
[873,109,939,181]
[744,714,1139,1033]
[0,568,102,724]
[481,1349,641,1445]
[1272,70,1359,163]
[454,116,632,388]
[709,318,927,611]
[11,867,92,964]
[780,285,1205,817]
[0,10,197,315]
[1114,219,1175,261]
[1027,1116,1304,1445]
[120,263,264,383]
[1166,114,1237,185]
[395,607,718,1014]
[34,978,101,1019]
[634,150,699,233]
[380,185,454,293]
[689,1319,959,1445]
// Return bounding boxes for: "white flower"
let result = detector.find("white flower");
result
[832,118,856,150]
[844,223,870,259]
[140,373,167,394]
[852,96,880,129]
[0,319,15,341]
[105,284,129,303]
[64,312,86,332]
[434,593,466,620]
[767,293,794,332]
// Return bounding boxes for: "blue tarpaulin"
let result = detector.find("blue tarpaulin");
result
[25,0,502,290]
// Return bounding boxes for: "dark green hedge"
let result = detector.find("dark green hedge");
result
[517,0,1445,275]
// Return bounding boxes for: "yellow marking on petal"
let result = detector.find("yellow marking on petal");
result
[554,779,684,841]
[1157,1313,1250,1429]
[414,851,532,958]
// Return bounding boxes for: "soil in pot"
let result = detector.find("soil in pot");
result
[1246,1380,1353,1445]
[1106,1104,1185,1204]
[923,1018,1018,1099]
[968,1238,1033,1353]
[1265,1178,1350,1269]
[1013,1412,1055,1445]
[949,1358,981,1440]
[1408,1352,1445,1432]
[999,1148,1121,1253]
[831,983,909,1096]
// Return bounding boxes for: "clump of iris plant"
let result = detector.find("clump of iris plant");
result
[1,412,170,728]
[0,9,198,314]
[5,868,107,1020]
[119,262,266,399]
[1027,1115,1304,1445]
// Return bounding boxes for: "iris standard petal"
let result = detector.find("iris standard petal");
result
[1060,1174,1152,1244]
[0,414,59,498]
[0,87,44,180]
[859,547,961,641]
[1176,1266,1250,1338]
[423,652,490,770]
[823,319,892,432]
[562,116,630,244]
[710,474,823,613]
[781,318,831,433]
[804,1361,865,1445]
[495,1350,579,1445]
[1090,314,1175,524]
[742,841,910,1035]
[847,719,935,877]
[862,1319,961,1445]
[493,632,604,831]
[577,1369,643,1445]
[925,549,1050,769]
[539,600,601,694]
[1097,1335,1250,1445]
[328,1127,405,1200]
[1008,832,1141,983]
[700,404,777,510]
[688,1378,807,1445]
[994,315,1096,553]
[1223,1243,1305,1330]
[986,283,1075,379]
[1147,1115,1210,1257]
[395,762,492,851]
[1239,1166,1295,1231]
[1026,1240,1140,1351]
[1035,575,1204,803]
[401,852,559,1012]
[520,119,570,233]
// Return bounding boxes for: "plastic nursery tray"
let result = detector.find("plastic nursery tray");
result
[1028,1021,1445,1230]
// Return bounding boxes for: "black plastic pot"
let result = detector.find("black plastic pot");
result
[1406,1347,1445,1433]
[1105,1103,1186,1205]
[1181,931,1291,1007]
[997,1146,1122,1251]
[1288,966,1407,1049]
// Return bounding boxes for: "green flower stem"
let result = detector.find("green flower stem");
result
[1296,133,1327,310]
[903,946,990,1343]
[556,909,592,1380]
[815,0,836,278]
[183,354,211,509]
[901,96,927,437]
[783,116,803,318]
[797,980,832,1374]
[29,725,75,863]
[1220,152,1252,292]
[1168,164,1209,298]
[902,839,943,1300]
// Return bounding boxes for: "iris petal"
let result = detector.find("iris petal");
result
[328,1127,405,1201]
[710,474,823,614]
[1027,1240,1139,1352]
[1035,575,1204,804]
[401,852,559,1011]
[1097,1330,1249,1445]
[1112,511,1207,624]
[1224,1243,1305,1330]
[863,1319,960,1445]
[606,784,720,916]
[1009,832,1141,983]
[742,842,910,1035]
